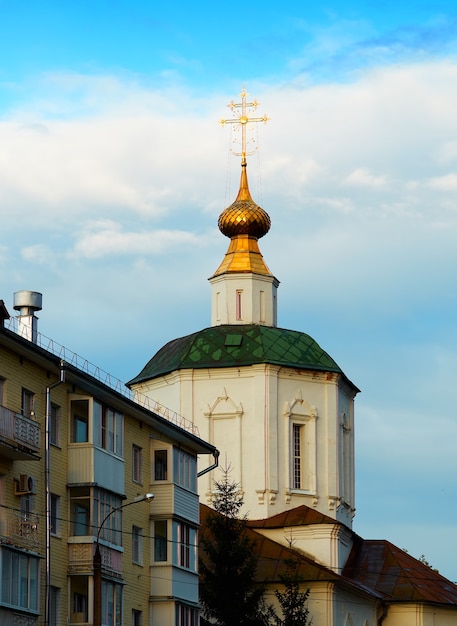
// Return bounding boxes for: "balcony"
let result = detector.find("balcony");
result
[68,444,124,493]
[0,510,39,550]
[0,405,40,460]
[68,541,122,577]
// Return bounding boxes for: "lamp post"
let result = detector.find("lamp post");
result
[93,493,154,626]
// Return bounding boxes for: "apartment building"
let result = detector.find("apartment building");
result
[0,292,217,626]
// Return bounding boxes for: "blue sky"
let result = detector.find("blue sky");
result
[1,1,457,581]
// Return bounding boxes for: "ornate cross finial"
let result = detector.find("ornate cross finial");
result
[220,88,269,164]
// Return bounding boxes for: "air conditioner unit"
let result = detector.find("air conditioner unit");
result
[14,474,37,495]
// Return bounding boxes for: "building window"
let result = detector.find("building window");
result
[154,520,168,562]
[70,487,90,536]
[50,586,60,626]
[21,388,35,417]
[132,526,142,565]
[176,522,197,571]
[215,291,220,321]
[1,548,40,612]
[286,404,317,494]
[132,445,142,483]
[132,609,142,626]
[70,488,123,543]
[50,494,60,535]
[20,493,36,519]
[71,399,89,443]
[236,290,242,320]
[0,377,5,405]
[292,424,302,489]
[94,489,123,545]
[176,603,199,626]
[94,401,123,456]
[178,523,191,568]
[70,576,88,623]
[73,503,90,536]
[259,289,265,323]
[154,449,168,481]
[174,450,196,492]
[101,579,122,626]
[50,402,60,446]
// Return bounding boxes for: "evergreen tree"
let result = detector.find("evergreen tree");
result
[274,559,312,626]
[199,471,275,626]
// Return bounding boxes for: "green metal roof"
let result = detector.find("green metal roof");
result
[128,324,345,386]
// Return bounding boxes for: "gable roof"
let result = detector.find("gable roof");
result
[200,503,342,585]
[200,503,457,607]
[343,538,457,605]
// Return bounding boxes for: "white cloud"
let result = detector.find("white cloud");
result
[21,244,55,264]
[427,172,457,190]
[70,220,203,259]
[343,167,388,187]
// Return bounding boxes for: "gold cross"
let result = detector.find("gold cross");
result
[220,88,269,163]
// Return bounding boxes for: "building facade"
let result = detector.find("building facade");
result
[0,294,217,626]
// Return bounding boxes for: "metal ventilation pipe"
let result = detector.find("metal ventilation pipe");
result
[13,291,43,343]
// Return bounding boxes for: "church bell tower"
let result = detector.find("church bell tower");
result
[129,89,359,527]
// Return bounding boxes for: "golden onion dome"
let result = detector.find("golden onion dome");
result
[218,162,271,239]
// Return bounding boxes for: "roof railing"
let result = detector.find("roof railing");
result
[4,317,199,437]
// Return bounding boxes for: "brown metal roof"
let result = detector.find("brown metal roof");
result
[200,504,341,585]
[343,538,457,605]
[200,504,457,607]
[247,504,338,529]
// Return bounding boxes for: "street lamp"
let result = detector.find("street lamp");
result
[93,493,154,626]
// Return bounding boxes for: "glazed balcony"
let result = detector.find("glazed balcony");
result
[68,444,124,494]
[0,405,40,460]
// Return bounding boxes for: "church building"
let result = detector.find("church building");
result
[129,90,457,626]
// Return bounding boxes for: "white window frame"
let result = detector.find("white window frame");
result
[176,522,197,571]
[1,548,40,612]
[284,400,317,495]
[173,449,196,492]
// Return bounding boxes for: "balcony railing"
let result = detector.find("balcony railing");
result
[68,542,122,577]
[0,405,40,454]
[0,511,39,550]
[4,317,200,437]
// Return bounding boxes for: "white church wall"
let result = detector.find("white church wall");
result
[254,523,354,573]
[133,362,355,526]
[300,582,377,626]
[383,603,457,626]
[333,586,378,626]
[210,272,278,326]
